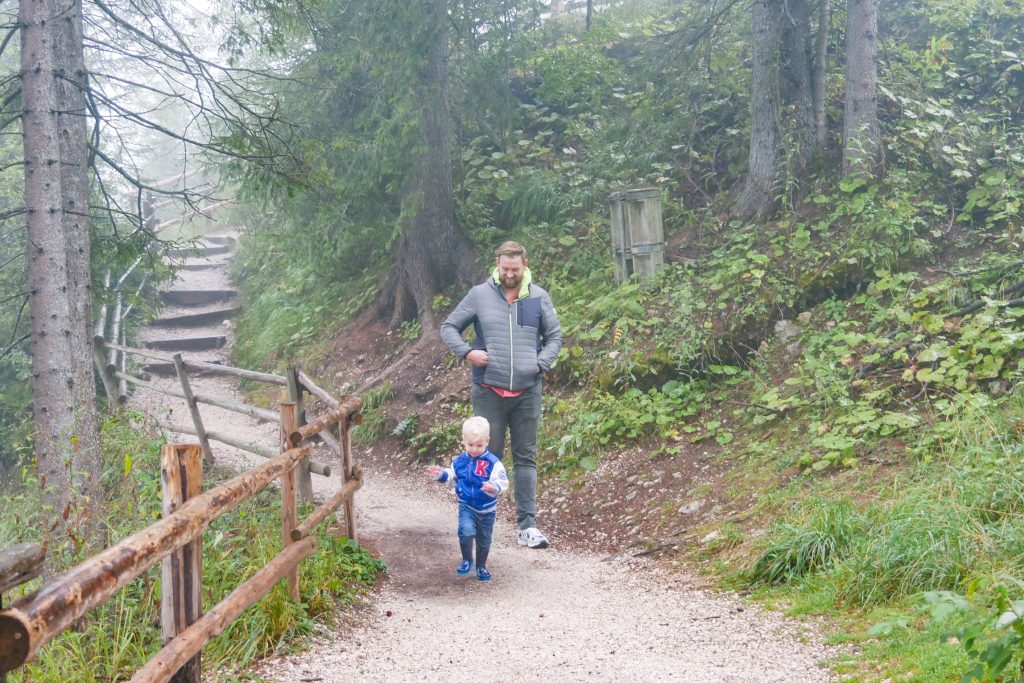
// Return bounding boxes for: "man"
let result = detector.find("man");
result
[441,241,562,549]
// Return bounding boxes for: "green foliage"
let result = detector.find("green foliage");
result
[748,387,1024,633]
[232,255,372,369]
[391,414,418,440]
[542,379,705,476]
[352,382,395,445]
[405,403,472,462]
[749,501,864,585]
[0,412,383,681]
[526,25,630,112]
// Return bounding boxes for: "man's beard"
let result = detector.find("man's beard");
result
[502,274,523,289]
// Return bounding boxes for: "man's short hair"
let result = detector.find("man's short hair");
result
[463,416,491,440]
[495,240,527,261]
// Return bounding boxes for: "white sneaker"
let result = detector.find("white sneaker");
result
[517,527,549,549]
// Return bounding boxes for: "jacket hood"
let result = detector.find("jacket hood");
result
[491,266,532,300]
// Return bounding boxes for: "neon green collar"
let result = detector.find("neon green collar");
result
[492,267,532,300]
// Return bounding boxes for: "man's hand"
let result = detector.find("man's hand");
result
[466,349,489,367]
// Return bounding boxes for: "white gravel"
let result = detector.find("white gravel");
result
[132,234,839,683]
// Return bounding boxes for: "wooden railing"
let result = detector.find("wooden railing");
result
[0,393,362,682]
[0,543,44,683]
[95,339,338,493]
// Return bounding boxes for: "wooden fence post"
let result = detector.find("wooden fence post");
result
[287,368,313,501]
[279,403,300,600]
[173,354,214,465]
[160,444,203,683]
[340,416,358,541]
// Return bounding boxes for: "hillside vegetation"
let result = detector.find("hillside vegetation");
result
[230,1,1024,680]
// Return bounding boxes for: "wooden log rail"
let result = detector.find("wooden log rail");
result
[99,341,338,479]
[0,544,44,683]
[0,444,311,673]
[130,536,317,682]
[154,419,331,477]
[117,370,279,423]
[103,342,288,386]
[0,545,44,596]
[289,396,362,447]
[291,466,363,542]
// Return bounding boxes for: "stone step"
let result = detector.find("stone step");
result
[159,290,236,306]
[179,263,221,271]
[151,307,240,328]
[203,235,236,245]
[144,336,227,352]
[166,243,232,258]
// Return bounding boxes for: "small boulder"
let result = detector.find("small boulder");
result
[679,500,705,515]
[701,530,721,545]
[774,319,801,340]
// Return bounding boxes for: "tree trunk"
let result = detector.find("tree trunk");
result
[735,0,782,219]
[843,0,881,177]
[586,0,593,31]
[779,0,816,171]
[54,0,101,507]
[22,0,76,535]
[813,0,830,149]
[383,0,473,331]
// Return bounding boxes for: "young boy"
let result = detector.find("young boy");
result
[425,416,509,581]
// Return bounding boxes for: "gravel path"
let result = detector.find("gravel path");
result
[259,465,837,683]
[131,235,838,683]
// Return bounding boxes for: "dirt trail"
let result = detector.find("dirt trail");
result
[130,235,838,683]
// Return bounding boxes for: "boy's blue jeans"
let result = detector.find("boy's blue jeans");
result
[458,502,496,568]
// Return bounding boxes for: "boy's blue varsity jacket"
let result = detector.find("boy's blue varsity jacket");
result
[435,449,509,513]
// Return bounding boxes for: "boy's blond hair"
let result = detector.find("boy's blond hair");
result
[462,416,491,440]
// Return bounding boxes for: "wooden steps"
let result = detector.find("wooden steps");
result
[151,307,240,328]
[159,290,236,306]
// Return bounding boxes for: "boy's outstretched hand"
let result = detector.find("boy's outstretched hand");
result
[424,465,442,479]
[481,481,497,494]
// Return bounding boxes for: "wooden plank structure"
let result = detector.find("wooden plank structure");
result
[173,355,213,464]
[159,290,236,306]
[609,187,665,283]
[287,369,314,501]
[0,545,44,596]
[148,307,241,328]
[160,445,203,682]
[0,544,44,683]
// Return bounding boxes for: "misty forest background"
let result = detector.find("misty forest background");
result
[3,0,1024,680]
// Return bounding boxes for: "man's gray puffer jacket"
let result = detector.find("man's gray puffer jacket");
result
[441,272,562,392]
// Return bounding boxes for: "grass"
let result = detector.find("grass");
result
[748,499,863,585]
[733,389,1024,680]
[351,381,395,445]
[0,411,385,682]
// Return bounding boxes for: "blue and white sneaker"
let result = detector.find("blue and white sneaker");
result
[456,560,473,575]
[476,566,492,582]
[517,527,549,549]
